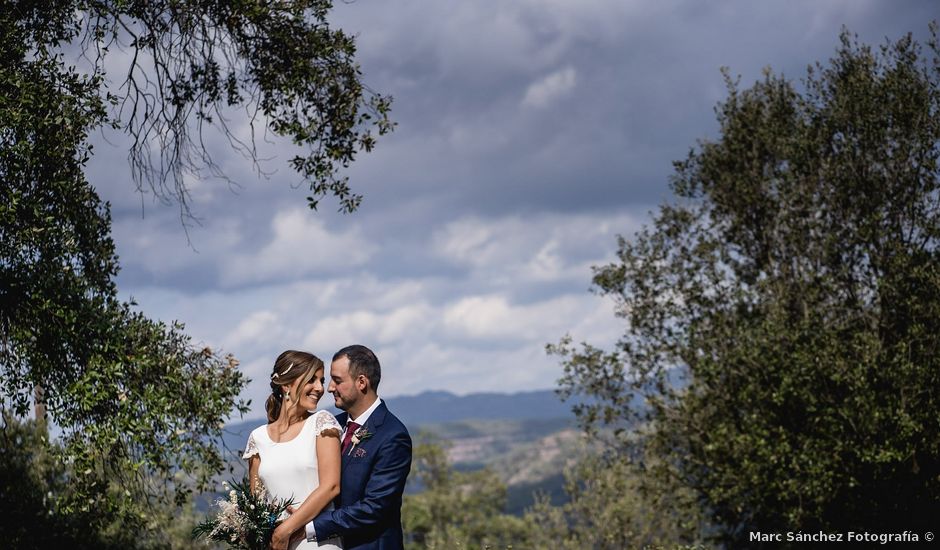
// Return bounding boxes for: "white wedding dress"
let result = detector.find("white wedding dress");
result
[243,410,344,550]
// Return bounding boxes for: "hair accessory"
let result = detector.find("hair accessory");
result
[270,362,295,380]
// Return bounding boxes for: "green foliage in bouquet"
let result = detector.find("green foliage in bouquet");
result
[193,477,295,550]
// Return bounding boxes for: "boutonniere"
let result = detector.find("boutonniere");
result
[348,426,373,455]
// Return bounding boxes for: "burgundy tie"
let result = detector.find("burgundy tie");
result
[342,421,360,454]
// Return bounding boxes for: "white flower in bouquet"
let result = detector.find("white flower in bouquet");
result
[192,476,294,550]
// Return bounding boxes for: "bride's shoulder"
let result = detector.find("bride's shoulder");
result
[310,409,337,420]
[243,424,269,460]
[310,409,341,437]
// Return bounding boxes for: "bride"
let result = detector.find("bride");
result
[243,350,344,550]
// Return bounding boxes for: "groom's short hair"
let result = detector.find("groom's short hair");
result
[334,344,381,391]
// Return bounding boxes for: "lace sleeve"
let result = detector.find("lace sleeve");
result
[243,432,259,460]
[314,410,342,438]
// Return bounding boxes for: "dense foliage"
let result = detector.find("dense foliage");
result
[400,435,707,549]
[1,8,247,539]
[3,0,392,218]
[3,1,382,548]
[522,450,707,549]
[555,26,940,546]
[402,435,528,549]
[1,0,390,545]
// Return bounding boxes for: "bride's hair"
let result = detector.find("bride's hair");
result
[265,350,325,423]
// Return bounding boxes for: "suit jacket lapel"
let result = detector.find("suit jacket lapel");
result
[342,401,388,466]
[369,400,388,430]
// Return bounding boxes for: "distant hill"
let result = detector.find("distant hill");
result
[383,371,674,429]
[386,389,577,428]
[223,389,579,450]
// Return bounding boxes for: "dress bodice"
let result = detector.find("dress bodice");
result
[244,410,343,549]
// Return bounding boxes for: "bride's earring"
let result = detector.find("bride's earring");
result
[284,393,290,401]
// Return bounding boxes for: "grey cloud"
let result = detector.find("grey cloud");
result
[332,0,936,215]
[80,0,937,401]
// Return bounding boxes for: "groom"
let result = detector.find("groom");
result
[304,344,413,549]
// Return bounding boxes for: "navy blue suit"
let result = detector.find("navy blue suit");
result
[312,401,412,550]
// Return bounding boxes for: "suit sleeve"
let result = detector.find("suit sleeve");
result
[312,428,412,539]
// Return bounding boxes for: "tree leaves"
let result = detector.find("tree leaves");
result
[2,4,250,545]
[556,24,940,545]
[7,0,392,223]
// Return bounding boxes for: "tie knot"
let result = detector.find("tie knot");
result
[342,421,362,455]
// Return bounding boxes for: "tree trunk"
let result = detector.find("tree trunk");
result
[33,383,46,428]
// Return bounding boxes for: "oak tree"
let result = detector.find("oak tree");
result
[1,0,389,544]
[555,25,940,545]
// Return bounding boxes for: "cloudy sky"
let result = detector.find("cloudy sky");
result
[86,1,935,409]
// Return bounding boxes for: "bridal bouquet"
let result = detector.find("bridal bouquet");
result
[193,477,294,549]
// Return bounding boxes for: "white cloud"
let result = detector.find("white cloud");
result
[222,209,375,287]
[303,302,435,349]
[526,239,562,276]
[440,292,620,346]
[432,218,498,267]
[432,211,642,285]
[522,67,577,109]
[443,295,516,340]
[228,310,281,348]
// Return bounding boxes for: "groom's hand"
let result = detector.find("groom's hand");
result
[285,505,296,515]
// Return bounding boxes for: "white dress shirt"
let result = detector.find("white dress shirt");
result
[344,397,382,437]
